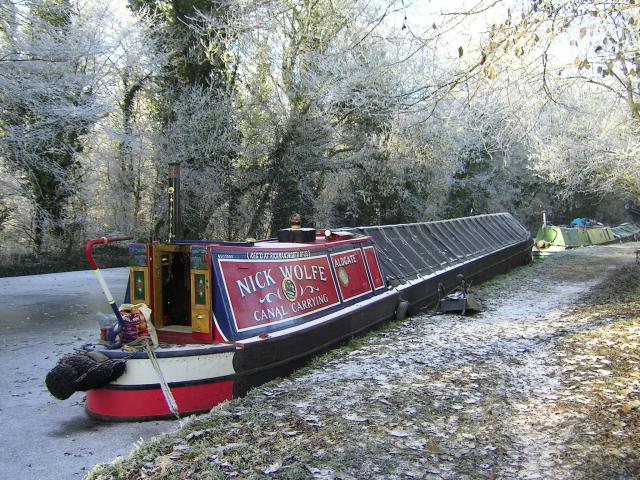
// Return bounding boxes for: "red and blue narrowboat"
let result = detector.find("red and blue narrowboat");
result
[46,166,533,421]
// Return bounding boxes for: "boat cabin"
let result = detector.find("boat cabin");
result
[125,232,387,346]
[128,242,213,343]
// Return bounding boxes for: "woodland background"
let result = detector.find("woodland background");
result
[1,0,639,266]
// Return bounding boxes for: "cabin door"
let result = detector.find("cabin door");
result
[190,246,212,336]
[152,244,191,329]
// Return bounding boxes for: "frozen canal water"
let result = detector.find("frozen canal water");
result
[0,268,178,480]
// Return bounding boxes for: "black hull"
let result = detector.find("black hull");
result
[233,293,399,396]
[233,236,532,395]
[399,241,532,314]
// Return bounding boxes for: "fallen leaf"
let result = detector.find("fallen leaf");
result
[343,414,368,422]
[155,455,174,471]
[426,441,445,455]
[186,430,208,441]
[263,461,282,474]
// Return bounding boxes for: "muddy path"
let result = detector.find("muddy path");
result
[86,243,640,478]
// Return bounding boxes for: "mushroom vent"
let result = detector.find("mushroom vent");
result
[277,213,316,243]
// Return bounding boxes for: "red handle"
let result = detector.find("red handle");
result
[85,236,133,270]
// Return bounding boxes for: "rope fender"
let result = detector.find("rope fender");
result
[45,352,126,400]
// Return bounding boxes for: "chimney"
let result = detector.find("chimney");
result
[168,162,182,242]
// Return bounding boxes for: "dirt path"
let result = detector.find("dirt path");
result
[88,243,640,480]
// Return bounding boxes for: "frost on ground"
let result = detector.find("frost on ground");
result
[87,244,640,480]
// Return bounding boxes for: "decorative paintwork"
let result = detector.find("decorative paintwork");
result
[210,237,383,341]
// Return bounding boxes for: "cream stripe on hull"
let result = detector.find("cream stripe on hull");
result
[110,351,235,386]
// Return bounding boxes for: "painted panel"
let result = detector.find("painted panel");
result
[218,255,341,332]
[191,247,210,270]
[133,270,145,300]
[194,273,207,305]
[128,244,147,267]
[363,246,385,290]
[110,350,235,385]
[577,228,591,246]
[129,267,150,306]
[190,246,211,336]
[330,249,372,301]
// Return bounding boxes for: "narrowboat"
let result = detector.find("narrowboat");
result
[46,167,533,421]
[532,212,640,257]
[611,223,640,242]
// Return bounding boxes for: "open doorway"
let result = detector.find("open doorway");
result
[153,245,191,329]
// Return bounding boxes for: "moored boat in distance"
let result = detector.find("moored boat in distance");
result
[612,223,640,242]
[532,212,640,257]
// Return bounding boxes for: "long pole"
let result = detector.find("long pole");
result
[168,162,182,242]
[85,236,133,329]
[144,340,180,419]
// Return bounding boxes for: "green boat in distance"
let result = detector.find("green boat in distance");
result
[531,212,637,257]
[611,223,640,241]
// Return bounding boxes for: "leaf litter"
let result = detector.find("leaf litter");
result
[87,243,640,479]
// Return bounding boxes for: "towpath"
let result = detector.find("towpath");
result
[87,242,640,479]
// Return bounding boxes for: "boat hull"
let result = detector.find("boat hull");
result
[232,290,400,396]
[85,292,400,420]
[397,241,531,313]
[85,242,531,420]
[84,345,236,420]
[532,223,627,256]
[86,379,235,421]
[531,225,633,257]
[612,223,640,241]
